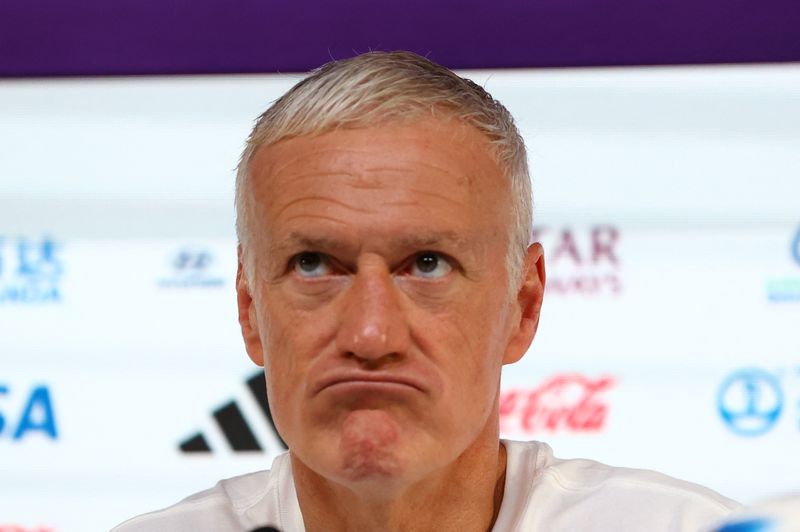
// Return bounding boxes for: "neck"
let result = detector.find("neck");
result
[292,434,507,532]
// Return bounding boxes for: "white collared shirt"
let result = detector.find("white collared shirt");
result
[112,440,739,531]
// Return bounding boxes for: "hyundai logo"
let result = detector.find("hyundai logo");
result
[717,368,784,437]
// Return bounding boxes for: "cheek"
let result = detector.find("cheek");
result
[260,305,326,439]
[414,292,509,390]
[443,289,510,353]
[260,285,343,352]
[257,295,332,396]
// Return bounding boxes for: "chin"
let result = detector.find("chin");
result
[332,447,420,502]
[340,445,402,482]
[333,409,409,489]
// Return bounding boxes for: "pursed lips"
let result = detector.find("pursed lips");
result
[314,372,427,396]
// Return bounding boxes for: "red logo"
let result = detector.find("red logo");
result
[533,225,622,296]
[0,526,55,532]
[500,374,616,435]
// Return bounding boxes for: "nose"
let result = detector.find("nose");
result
[335,258,410,367]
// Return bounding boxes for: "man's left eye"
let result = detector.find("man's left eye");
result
[408,252,453,279]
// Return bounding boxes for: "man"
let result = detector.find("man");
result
[114,51,738,531]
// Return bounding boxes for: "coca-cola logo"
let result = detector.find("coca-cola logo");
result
[500,374,616,435]
[532,225,622,296]
[0,526,55,532]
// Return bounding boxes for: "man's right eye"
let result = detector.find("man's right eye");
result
[292,252,332,278]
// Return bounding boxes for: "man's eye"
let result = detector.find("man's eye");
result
[292,252,331,278]
[409,252,452,279]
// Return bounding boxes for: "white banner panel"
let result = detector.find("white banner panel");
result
[1,64,799,531]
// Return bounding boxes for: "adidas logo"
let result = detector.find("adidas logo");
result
[180,372,288,454]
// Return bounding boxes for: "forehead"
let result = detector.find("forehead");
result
[247,118,511,244]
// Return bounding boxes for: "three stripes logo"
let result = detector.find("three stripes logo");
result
[179,372,288,454]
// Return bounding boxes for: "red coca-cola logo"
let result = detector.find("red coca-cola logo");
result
[500,374,615,434]
[0,526,55,532]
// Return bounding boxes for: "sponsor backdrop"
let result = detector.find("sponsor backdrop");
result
[1,64,799,530]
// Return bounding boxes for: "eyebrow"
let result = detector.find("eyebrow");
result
[395,231,469,250]
[273,234,344,254]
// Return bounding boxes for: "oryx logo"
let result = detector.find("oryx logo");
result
[718,368,784,437]
[179,372,286,453]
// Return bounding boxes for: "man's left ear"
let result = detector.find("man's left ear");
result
[502,243,545,365]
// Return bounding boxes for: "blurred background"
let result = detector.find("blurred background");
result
[1,1,799,530]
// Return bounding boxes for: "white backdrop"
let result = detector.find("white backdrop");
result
[1,64,799,532]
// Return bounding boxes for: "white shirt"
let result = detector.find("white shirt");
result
[112,440,739,531]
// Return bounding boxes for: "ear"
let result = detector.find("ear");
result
[237,245,265,367]
[502,243,546,365]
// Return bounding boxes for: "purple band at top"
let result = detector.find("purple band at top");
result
[1,0,799,77]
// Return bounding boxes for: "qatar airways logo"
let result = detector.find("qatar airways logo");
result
[533,225,621,296]
[500,374,616,435]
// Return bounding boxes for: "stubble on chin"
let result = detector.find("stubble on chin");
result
[339,409,402,481]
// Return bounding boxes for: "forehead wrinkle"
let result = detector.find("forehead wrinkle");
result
[252,171,359,203]
[401,187,469,208]
[361,161,471,182]
[255,145,340,178]
[256,137,496,197]
[274,195,374,219]
[280,214,352,228]
[361,162,482,192]
[277,171,361,182]
[262,145,398,179]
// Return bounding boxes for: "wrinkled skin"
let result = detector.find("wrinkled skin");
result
[237,117,545,531]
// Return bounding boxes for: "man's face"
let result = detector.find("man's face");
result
[238,117,543,492]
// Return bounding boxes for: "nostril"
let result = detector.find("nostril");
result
[342,351,402,369]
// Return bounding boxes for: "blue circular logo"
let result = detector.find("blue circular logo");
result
[718,368,783,437]
[792,227,800,266]
[713,518,775,532]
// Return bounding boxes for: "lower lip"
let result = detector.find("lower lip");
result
[321,380,421,396]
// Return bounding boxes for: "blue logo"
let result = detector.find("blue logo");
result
[0,236,63,303]
[157,248,225,288]
[714,518,775,532]
[0,384,58,441]
[718,368,784,436]
[765,227,800,302]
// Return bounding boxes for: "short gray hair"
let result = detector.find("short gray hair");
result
[235,51,532,288]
